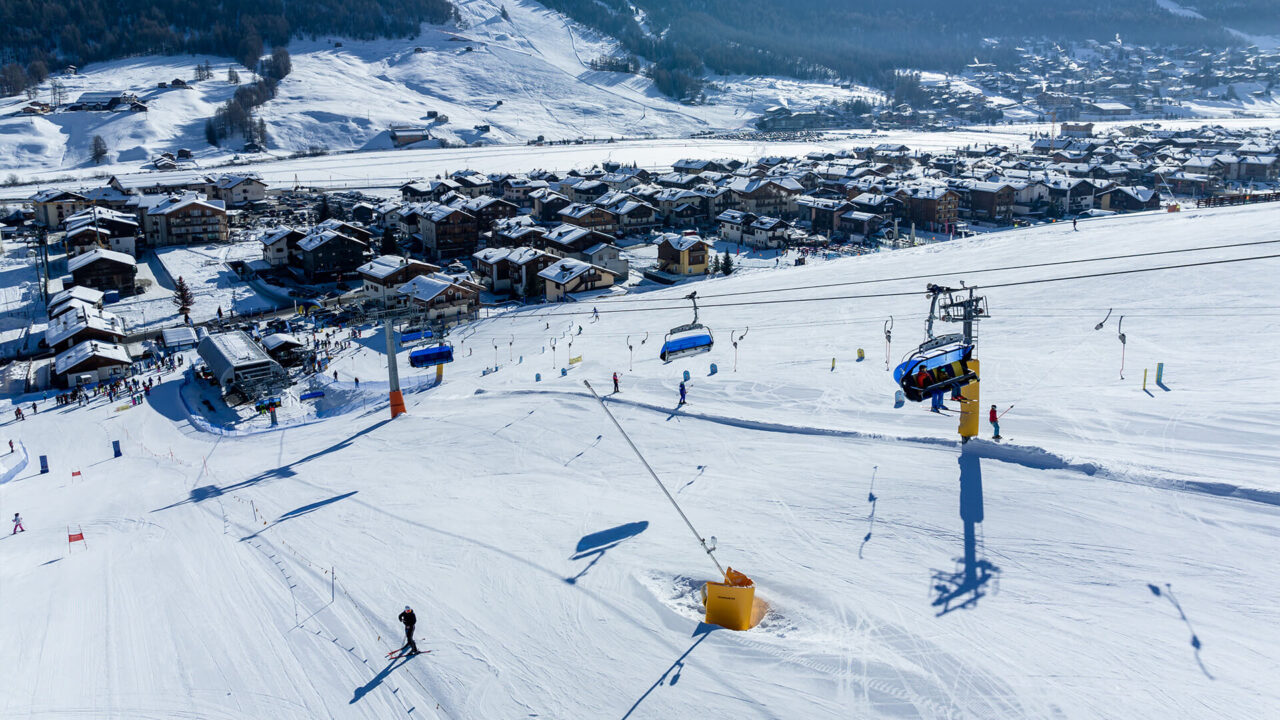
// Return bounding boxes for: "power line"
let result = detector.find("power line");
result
[601,237,1280,304]
[510,252,1280,319]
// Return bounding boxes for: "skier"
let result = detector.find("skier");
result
[8,439,13,453]
[354,377,359,388]
[678,381,687,406]
[11,512,24,534]
[612,372,620,393]
[333,371,339,381]
[13,408,21,421]
[930,390,945,413]
[592,307,600,321]
[1072,217,1078,231]
[398,605,420,656]
[989,404,1003,440]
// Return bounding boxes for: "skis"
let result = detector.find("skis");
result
[386,649,430,660]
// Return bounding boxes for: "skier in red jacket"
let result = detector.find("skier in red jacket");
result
[989,405,1003,440]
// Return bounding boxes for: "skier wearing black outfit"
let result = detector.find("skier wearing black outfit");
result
[398,606,420,655]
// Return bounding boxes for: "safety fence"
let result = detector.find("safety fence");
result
[1195,192,1280,208]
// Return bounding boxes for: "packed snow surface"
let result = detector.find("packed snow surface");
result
[3,202,1280,718]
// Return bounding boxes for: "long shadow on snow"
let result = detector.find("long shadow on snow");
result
[565,520,648,585]
[621,623,718,719]
[350,654,415,704]
[152,418,391,511]
[242,490,359,540]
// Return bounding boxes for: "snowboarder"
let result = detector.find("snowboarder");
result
[678,381,687,406]
[989,404,1003,440]
[398,605,420,655]
[11,513,23,534]
[612,372,620,393]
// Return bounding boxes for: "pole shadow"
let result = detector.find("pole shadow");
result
[859,466,879,559]
[153,418,391,511]
[931,449,1001,616]
[1148,583,1213,679]
[621,623,717,720]
[242,490,358,540]
[565,521,648,585]
[564,434,603,466]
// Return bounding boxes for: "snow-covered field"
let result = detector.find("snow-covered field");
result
[2,201,1278,718]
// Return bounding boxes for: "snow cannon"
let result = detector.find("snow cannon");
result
[702,567,766,631]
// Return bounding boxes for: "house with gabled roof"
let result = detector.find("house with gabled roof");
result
[538,258,616,302]
[357,255,441,306]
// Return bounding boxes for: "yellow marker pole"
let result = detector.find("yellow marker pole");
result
[1143,368,1148,392]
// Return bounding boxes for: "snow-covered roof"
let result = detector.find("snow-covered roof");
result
[44,306,125,348]
[49,285,104,311]
[30,188,87,203]
[54,340,131,375]
[66,206,137,230]
[161,326,199,348]
[298,229,366,252]
[258,226,299,247]
[357,255,423,280]
[146,194,226,216]
[398,274,455,303]
[67,248,136,273]
[474,247,548,266]
[538,257,596,284]
[261,333,303,351]
[658,233,713,252]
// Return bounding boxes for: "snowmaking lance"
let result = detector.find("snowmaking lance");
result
[583,380,765,631]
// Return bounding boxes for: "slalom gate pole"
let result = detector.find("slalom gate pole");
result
[583,380,725,578]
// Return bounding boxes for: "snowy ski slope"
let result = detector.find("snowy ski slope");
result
[2,202,1279,718]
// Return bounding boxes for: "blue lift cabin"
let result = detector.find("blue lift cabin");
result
[894,340,977,403]
[659,291,714,362]
[409,345,454,368]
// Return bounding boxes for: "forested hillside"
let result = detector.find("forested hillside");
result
[1,0,456,70]
[539,0,1265,99]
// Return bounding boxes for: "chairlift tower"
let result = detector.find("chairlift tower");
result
[924,284,988,440]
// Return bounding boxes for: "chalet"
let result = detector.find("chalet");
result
[541,224,628,279]
[259,226,307,267]
[414,204,479,262]
[492,217,548,247]
[453,195,518,231]
[450,171,493,198]
[48,286,105,319]
[538,258,616,302]
[1096,186,1161,212]
[390,127,432,147]
[29,189,90,228]
[796,196,854,234]
[500,177,549,206]
[68,248,138,295]
[726,176,803,216]
[54,340,131,387]
[899,186,960,233]
[565,179,609,204]
[965,181,1015,223]
[837,210,882,238]
[652,188,706,225]
[472,247,557,297]
[608,199,661,234]
[655,233,714,276]
[398,273,481,323]
[160,327,200,351]
[297,229,371,282]
[716,209,757,244]
[44,306,126,353]
[64,207,139,256]
[531,189,571,223]
[558,203,619,234]
[401,179,462,201]
[212,175,268,207]
[1085,101,1132,116]
[356,255,442,306]
[744,216,791,249]
[144,194,228,248]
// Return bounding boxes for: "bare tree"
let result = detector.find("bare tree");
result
[91,135,109,164]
